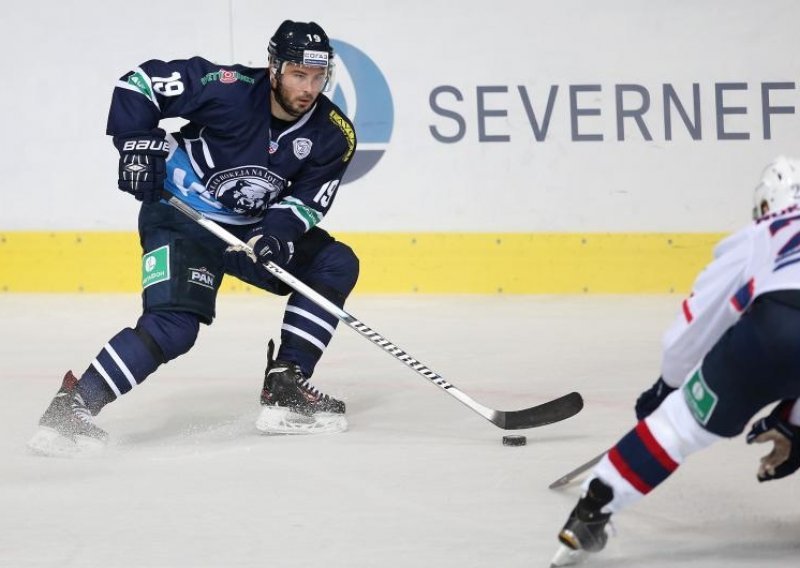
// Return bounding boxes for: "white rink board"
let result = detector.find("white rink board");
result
[1,1,799,232]
[1,294,798,567]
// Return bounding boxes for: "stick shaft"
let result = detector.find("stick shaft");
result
[165,195,500,421]
[548,451,606,489]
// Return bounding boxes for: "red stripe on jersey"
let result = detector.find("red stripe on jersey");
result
[682,299,693,323]
[608,447,652,494]
[635,420,679,472]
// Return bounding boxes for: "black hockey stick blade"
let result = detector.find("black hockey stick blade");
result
[493,391,583,430]
[548,451,605,490]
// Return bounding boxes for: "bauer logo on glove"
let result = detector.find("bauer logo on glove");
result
[121,138,169,152]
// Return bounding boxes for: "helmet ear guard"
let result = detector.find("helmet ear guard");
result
[753,156,800,219]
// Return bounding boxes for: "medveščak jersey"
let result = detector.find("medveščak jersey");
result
[106,56,356,242]
[660,205,800,402]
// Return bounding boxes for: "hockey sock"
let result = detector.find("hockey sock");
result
[77,327,161,414]
[277,291,341,376]
[588,390,722,513]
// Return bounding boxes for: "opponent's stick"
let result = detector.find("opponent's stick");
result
[548,450,606,489]
[164,193,583,430]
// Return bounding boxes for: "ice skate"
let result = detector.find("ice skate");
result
[550,478,614,566]
[27,371,109,457]
[256,342,347,435]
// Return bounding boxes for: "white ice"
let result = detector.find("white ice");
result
[1,294,798,567]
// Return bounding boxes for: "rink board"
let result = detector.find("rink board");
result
[0,231,722,294]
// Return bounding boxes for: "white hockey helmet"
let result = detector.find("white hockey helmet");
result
[753,155,800,219]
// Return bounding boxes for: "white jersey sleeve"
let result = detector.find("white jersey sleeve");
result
[660,206,800,387]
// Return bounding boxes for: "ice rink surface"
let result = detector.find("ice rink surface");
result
[1,294,798,567]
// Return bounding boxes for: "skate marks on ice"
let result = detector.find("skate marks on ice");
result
[2,295,800,567]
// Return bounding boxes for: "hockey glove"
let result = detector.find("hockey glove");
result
[116,130,169,203]
[634,376,677,420]
[746,400,800,482]
[224,225,294,277]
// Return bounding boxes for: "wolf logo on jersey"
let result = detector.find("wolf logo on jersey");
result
[206,166,286,216]
[218,179,269,215]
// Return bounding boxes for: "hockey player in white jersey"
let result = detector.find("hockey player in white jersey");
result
[551,156,800,566]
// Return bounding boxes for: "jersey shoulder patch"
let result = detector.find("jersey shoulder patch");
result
[325,104,356,163]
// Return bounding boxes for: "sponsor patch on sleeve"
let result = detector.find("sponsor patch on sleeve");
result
[127,71,153,98]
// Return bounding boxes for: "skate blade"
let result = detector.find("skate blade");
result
[255,406,348,435]
[550,543,587,567]
[27,427,106,458]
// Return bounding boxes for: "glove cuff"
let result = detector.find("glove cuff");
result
[113,128,168,153]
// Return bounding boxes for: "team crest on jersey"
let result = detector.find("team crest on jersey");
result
[268,140,279,154]
[207,166,286,216]
[293,138,313,160]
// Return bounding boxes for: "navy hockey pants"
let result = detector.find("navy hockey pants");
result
[689,292,800,437]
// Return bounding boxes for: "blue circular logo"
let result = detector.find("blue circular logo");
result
[330,40,393,183]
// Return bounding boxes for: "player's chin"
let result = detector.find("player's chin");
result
[293,98,315,113]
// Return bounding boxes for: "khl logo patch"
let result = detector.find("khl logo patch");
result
[293,138,312,160]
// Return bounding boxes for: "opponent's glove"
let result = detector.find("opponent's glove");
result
[224,225,294,276]
[746,400,800,482]
[635,376,677,420]
[116,130,169,203]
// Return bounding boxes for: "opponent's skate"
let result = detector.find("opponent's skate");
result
[255,341,347,435]
[550,478,614,567]
[27,371,109,457]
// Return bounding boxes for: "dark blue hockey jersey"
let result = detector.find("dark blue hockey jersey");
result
[107,56,356,241]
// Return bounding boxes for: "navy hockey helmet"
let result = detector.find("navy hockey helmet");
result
[268,20,334,72]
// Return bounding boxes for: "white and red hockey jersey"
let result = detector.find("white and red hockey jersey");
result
[660,205,800,425]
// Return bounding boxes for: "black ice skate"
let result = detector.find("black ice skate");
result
[255,340,347,435]
[27,371,109,457]
[550,478,614,567]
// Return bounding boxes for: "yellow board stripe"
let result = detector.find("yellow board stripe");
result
[0,231,723,294]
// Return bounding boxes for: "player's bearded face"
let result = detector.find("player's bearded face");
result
[272,62,327,118]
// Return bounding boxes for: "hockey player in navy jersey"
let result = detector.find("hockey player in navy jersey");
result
[28,20,360,455]
[550,156,800,566]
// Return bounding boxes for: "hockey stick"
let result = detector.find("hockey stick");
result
[163,193,583,430]
[548,450,606,489]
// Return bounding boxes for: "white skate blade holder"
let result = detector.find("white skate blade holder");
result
[255,406,348,435]
[27,427,106,458]
[550,543,587,567]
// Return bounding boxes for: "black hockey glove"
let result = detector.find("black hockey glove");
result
[116,130,169,203]
[223,225,294,278]
[746,400,800,482]
[634,376,677,420]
